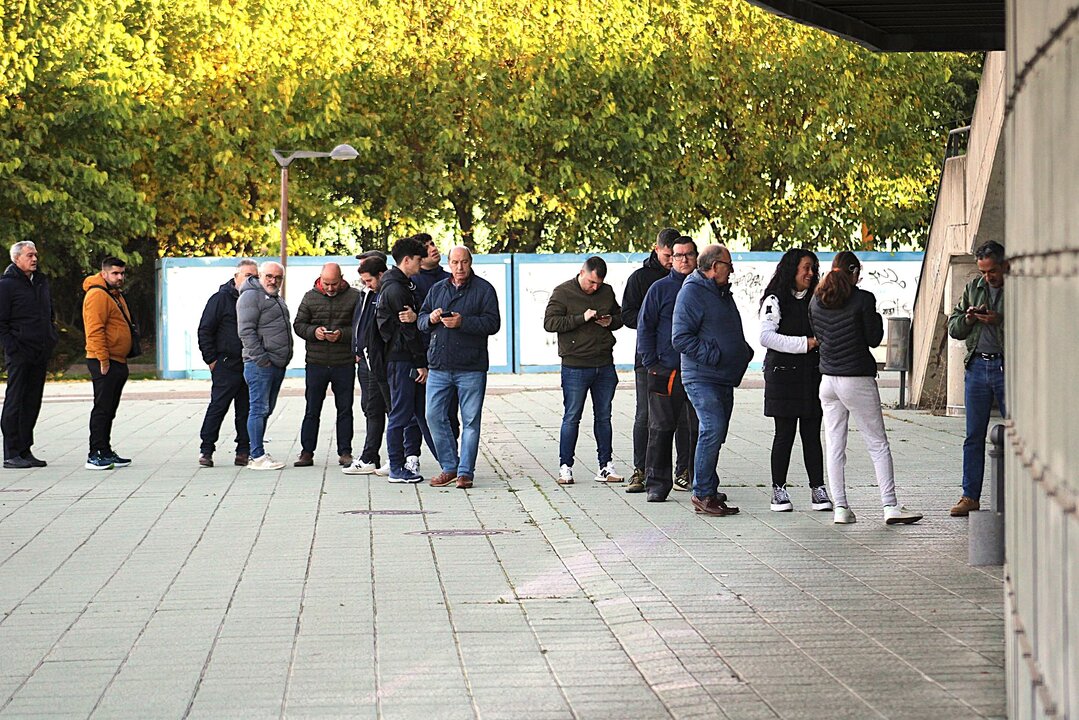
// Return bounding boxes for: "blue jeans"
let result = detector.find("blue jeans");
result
[244,361,286,459]
[300,364,355,455]
[426,370,487,478]
[559,365,618,467]
[684,381,733,498]
[963,356,1006,500]
[385,361,437,471]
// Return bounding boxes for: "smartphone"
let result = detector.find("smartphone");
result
[597,314,611,320]
[409,367,420,381]
[442,311,458,318]
[969,307,989,315]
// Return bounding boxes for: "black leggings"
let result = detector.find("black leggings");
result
[771,416,823,488]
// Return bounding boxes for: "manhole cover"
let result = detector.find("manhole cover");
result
[408,529,518,537]
[341,509,435,516]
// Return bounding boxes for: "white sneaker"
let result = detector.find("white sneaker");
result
[342,460,378,475]
[405,455,420,475]
[558,464,574,484]
[884,505,923,525]
[373,463,390,477]
[594,463,624,482]
[248,454,284,471]
[833,506,857,524]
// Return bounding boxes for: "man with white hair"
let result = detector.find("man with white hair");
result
[237,261,293,471]
[0,241,58,468]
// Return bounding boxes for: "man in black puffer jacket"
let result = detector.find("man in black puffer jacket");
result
[196,259,258,468]
[0,241,58,469]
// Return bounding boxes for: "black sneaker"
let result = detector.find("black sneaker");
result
[104,451,131,468]
[4,457,33,469]
[85,451,115,471]
[674,469,690,492]
[22,452,47,467]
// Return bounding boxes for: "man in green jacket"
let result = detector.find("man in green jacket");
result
[947,241,1007,517]
[543,256,624,485]
[293,262,361,468]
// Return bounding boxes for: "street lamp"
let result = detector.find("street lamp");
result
[270,143,359,273]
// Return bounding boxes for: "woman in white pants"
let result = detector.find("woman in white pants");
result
[808,252,922,525]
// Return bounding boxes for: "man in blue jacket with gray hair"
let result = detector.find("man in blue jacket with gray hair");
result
[418,246,501,489]
[672,244,753,517]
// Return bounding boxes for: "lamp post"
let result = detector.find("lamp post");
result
[270,143,359,273]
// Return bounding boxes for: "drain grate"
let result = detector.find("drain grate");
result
[409,529,518,537]
[341,509,435,516]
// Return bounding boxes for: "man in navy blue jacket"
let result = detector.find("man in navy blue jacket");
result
[633,237,699,500]
[0,241,58,469]
[418,247,501,489]
[672,244,754,517]
[196,259,258,467]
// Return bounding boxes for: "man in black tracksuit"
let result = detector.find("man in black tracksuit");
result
[0,241,58,469]
[620,228,689,490]
[196,260,258,467]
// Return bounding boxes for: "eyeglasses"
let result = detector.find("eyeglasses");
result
[263,274,283,281]
[672,252,697,260]
[716,260,734,270]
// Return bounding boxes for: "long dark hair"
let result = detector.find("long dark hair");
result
[815,251,861,309]
[760,249,819,308]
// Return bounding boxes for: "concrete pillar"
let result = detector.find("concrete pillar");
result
[945,255,977,417]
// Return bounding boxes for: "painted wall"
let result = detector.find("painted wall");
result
[157,252,922,377]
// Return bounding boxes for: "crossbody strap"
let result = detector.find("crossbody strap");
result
[88,286,136,329]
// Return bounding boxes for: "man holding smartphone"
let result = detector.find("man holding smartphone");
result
[947,240,1007,516]
[293,262,360,467]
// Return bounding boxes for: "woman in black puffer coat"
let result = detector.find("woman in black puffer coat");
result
[758,249,831,513]
[809,251,921,526]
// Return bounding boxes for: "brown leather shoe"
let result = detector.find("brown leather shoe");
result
[198,454,214,468]
[456,475,473,489]
[294,451,314,467]
[234,452,250,467]
[430,471,457,487]
[950,496,980,516]
[691,494,738,516]
[338,453,353,467]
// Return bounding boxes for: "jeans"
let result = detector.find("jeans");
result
[558,364,618,467]
[426,369,487,478]
[300,364,355,455]
[634,367,690,474]
[819,375,897,509]
[385,361,437,470]
[199,363,249,456]
[771,416,824,488]
[2,361,47,459]
[357,361,389,465]
[963,357,1006,501]
[88,359,128,454]
[644,372,698,499]
[244,361,286,459]
[684,381,732,498]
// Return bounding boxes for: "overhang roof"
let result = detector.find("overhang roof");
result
[744,1,1005,52]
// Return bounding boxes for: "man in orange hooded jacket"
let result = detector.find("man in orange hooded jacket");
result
[82,257,135,470]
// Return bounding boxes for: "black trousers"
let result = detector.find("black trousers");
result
[300,364,355,455]
[357,361,390,465]
[199,364,250,455]
[634,367,689,474]
[644,374,698,499]
[2,361,47,459]
[771,416,824,488]
[88,359,128,454]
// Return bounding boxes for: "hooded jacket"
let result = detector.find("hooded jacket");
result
[236,275,293,368]
[197,278,245,370]
[637,269,689,371]
[0,264,58,365]
[671,270,753,386]
[809,288,883,377]
[417,272,501,371]
[622,251,670,369]
[413,264,451,305]
[375,266,427,367]
[543,276,623,368]
[82,273,133,364]
[293,277,360,367]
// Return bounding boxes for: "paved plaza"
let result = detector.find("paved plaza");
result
[0,373,1005,719]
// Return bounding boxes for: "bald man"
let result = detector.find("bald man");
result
[237,261,294,470]
[293,262,361,467]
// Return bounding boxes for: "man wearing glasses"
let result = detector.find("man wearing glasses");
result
[672,245,754,516]
[237,261,293,471]
[631,237,699,500]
